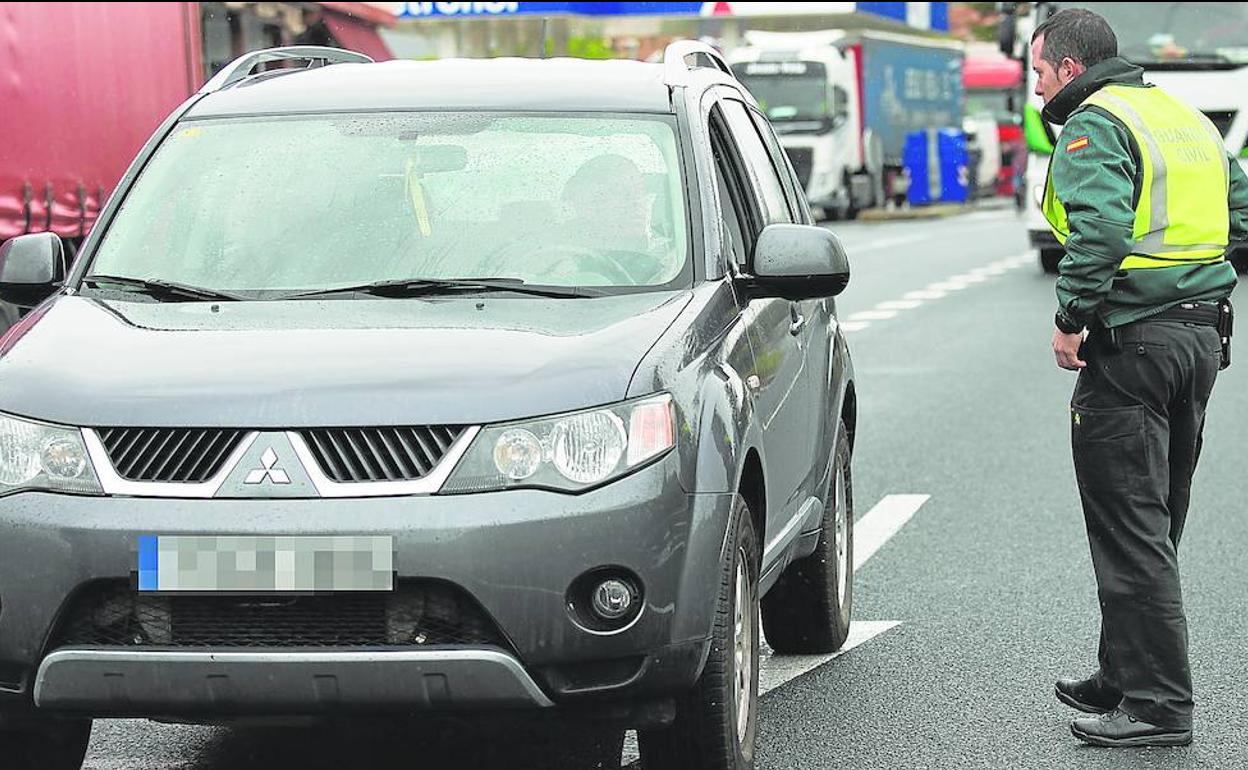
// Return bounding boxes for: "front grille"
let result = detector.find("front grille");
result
[50,580,509,649]
[99,428,246,483]
[785,146,814,190]
[1202,110,1236,138]
[299,427,466,483]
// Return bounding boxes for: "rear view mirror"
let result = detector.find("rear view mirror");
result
[748,224,850,300]
[999,3,1018,57]
[0,232,65,306]
[411,145,468,174]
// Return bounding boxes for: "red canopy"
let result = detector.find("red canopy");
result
[963,57,1022,90]
[324,11,393,62]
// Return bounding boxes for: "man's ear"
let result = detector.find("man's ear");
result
[1060,56,1086,83]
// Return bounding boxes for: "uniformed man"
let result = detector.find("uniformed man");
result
[1031,8,1248,747]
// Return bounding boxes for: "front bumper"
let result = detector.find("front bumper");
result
[1029,230,1061,250]
[35,649,553,715]
[0,454,735,716]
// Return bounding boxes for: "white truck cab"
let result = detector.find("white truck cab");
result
[731,31,868,219]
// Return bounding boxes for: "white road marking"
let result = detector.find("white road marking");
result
[622,493,930,767]
[847,310,898,322]
[836,252,1033,335]
[759,621,902,695]
[876,299,924,311]
[854,494,931,570]
[848,234,928,252]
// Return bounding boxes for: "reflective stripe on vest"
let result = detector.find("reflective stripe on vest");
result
[1042,84,1230,271]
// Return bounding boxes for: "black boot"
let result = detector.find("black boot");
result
[1055,675,1120,714]
[1071,708,1192,747]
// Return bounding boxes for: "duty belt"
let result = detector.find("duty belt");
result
[1143,301,1221,327]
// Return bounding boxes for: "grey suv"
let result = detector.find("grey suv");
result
[0,44,857,770]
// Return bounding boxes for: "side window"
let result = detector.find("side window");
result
[747,107,811,225]
[709,109,754,268]
[832,85,849,123]
[719,100,793,226]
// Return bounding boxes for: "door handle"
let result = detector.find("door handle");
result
[789,305,806,336]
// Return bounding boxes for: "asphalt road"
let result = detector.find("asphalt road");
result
[81,204,1248,769]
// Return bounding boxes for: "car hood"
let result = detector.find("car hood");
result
[0,292,691,428]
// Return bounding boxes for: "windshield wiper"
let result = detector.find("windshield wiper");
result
[282,277,603,300]
[82,274,245,302]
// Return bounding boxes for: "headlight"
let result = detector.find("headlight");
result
[0,413,103,496]
[442,394,676,494]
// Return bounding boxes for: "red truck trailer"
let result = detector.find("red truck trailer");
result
[0,2,392,245]
[962,53,1024,202]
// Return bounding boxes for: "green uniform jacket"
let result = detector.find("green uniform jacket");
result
[1043,57,1248,330]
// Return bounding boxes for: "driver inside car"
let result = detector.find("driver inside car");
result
[555,153,666,284]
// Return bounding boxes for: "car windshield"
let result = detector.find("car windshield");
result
[87,113,691,296]
[737,65,829,121]
[1061,2,1248,64]
[965,89,1017,125]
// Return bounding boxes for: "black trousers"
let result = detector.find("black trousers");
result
[1071,319,1222,729]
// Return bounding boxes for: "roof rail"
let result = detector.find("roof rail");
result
[662,40,735,84]
[199,46,373,94]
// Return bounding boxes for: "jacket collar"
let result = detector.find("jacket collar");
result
[1042,57,1146,125]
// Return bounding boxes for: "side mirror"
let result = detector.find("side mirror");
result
[748,224,850,300]
[0,232,65,306]
[999,4,1018,57]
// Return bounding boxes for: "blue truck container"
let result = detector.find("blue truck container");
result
[855,33,965,168]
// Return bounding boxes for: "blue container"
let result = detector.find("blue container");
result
[903,130,933,206]
[903,128,969,206]
[938,129,970,203]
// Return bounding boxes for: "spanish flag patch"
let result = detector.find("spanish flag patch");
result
[1066,136,1090,152]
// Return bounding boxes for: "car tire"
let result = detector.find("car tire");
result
[760,420,853,654]
[0,718,92,770]
[637,497,760,770]
[1230,249,1248,275]
[1040,248,1063,274]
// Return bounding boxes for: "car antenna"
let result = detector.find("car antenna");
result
[540,16,549,58]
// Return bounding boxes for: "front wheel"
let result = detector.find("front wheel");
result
[760,420,853,654]
[0,718,92,770]
[1040,248,1064,274]
[638,497,760,770]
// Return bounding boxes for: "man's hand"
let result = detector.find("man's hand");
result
[1053,327,1086,370]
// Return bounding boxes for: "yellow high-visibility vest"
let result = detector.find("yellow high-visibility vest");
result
[1043,84,1230,270]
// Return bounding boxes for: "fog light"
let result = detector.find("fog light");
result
[591,579,635,620]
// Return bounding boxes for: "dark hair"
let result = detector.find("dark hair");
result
[1031,8,1117,69]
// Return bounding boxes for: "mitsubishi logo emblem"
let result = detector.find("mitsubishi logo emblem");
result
[244,448,291,485]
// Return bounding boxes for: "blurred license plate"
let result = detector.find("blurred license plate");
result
[136,535,394,592]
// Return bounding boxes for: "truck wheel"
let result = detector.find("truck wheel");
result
[1231,249,1248,275]
[1040,248,1063,275]
[760,421,853,654]
[638,497,759,770]
[0,718,91,770]
[842,172,860,220]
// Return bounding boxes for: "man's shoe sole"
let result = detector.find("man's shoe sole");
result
[1054,686,1114,715]
[1070,723,1193,748]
